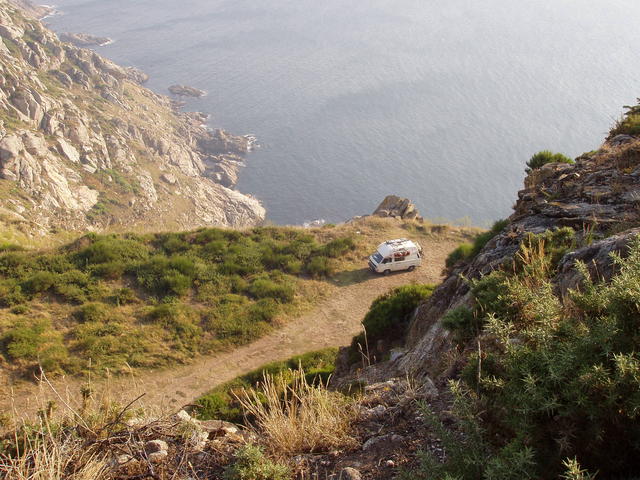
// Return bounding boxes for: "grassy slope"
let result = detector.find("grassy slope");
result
[0,217,480,380]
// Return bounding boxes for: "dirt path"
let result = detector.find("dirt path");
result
[2,237,457,416]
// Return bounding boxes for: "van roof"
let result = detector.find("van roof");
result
[376,238,419,256]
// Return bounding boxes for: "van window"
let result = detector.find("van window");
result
[382,258,392,264]
[394,256,405,262]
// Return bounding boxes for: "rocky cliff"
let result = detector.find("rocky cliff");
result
[0,0,265,235]
[389,131,640,381]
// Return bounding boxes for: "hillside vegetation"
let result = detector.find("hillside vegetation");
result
[0,226,356,377]
[407,228,640,479]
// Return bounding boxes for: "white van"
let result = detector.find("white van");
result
[368,238,422,275]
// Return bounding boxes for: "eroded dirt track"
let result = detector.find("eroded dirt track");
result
[2,236,458,416]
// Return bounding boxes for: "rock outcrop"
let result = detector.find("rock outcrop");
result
[168,84,206,98]
[379,132,640,382]
[58,32,112,47]
[372,195,421,220]
[0,0,264,235]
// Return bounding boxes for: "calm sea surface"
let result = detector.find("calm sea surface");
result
[45,0,640,225]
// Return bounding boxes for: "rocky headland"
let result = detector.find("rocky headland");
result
[0,0,265,236]
[168,84,206,98]
[58,32,112,47]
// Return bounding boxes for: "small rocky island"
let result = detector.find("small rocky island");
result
[59,32,112,47]
[168,84,206,97]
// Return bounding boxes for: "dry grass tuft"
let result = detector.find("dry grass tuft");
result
[0,426,109,480]
[237,369,357,457]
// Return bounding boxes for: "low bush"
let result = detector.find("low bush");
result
[610,98,640,137]
[441,306,477,348]
[74,236,149,266]
[22,271,58,294]
[75,302,110,323]
[72,322,149,371]
[223,444,290,480]
[321,237,356,258]
[0,279,25,307]
[350,284,435,362]
[0,319,67,372]
[525,150,574,173]
[147,303,202,350]
[248,276,295,303]
[445,219,508,269]
[305,256,333,278]
[445,243,473,269]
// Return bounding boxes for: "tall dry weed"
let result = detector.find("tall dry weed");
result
[0,427,108,480]
[237,369,357,457]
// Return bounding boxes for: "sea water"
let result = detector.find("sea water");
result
[45,0,640,225]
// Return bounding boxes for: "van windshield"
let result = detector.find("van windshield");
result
[372,252,383,263]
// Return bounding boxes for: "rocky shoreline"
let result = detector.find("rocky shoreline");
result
[0,0,266,233]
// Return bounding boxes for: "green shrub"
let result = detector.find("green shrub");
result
[110,288,137,306]
[1,319,67,372]
[445,220,508,269]
[248,276,295,303]
[305,256,333,278]
[74,236,149,265]
[321,237,355,258]
[445,243,473,269]
[75,302,110,323]
[10,304,30,315]
[90,261,126,279]
[54,283,86,304]
[0,242,24,252]
[223,444,290,480]
[159,234,190,254]
[525,150,574,174]
[135,255,196,296]
[351,284,435,361]
[249,298,280,323]
[0,279,25,306]
[202,239,227,257]
[441,306,477,347]
[22,271,58,294]
[610,98,640,137]
[147,303,202,349]
[0,252,34,277]
[72,322,148,370]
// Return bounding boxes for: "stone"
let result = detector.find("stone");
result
[175,409,192,422]
[56,138,80,163]
[144,439,168,454]
[161,173,178,185]
[610,134,636,147]
[373,195,421,220]
[148,451,168,463]
[340,467,362,480]
[362,404,386,419]
[200,419,240,438]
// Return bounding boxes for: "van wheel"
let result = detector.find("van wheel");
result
[408,265,416,272]
[383,269,391,276]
